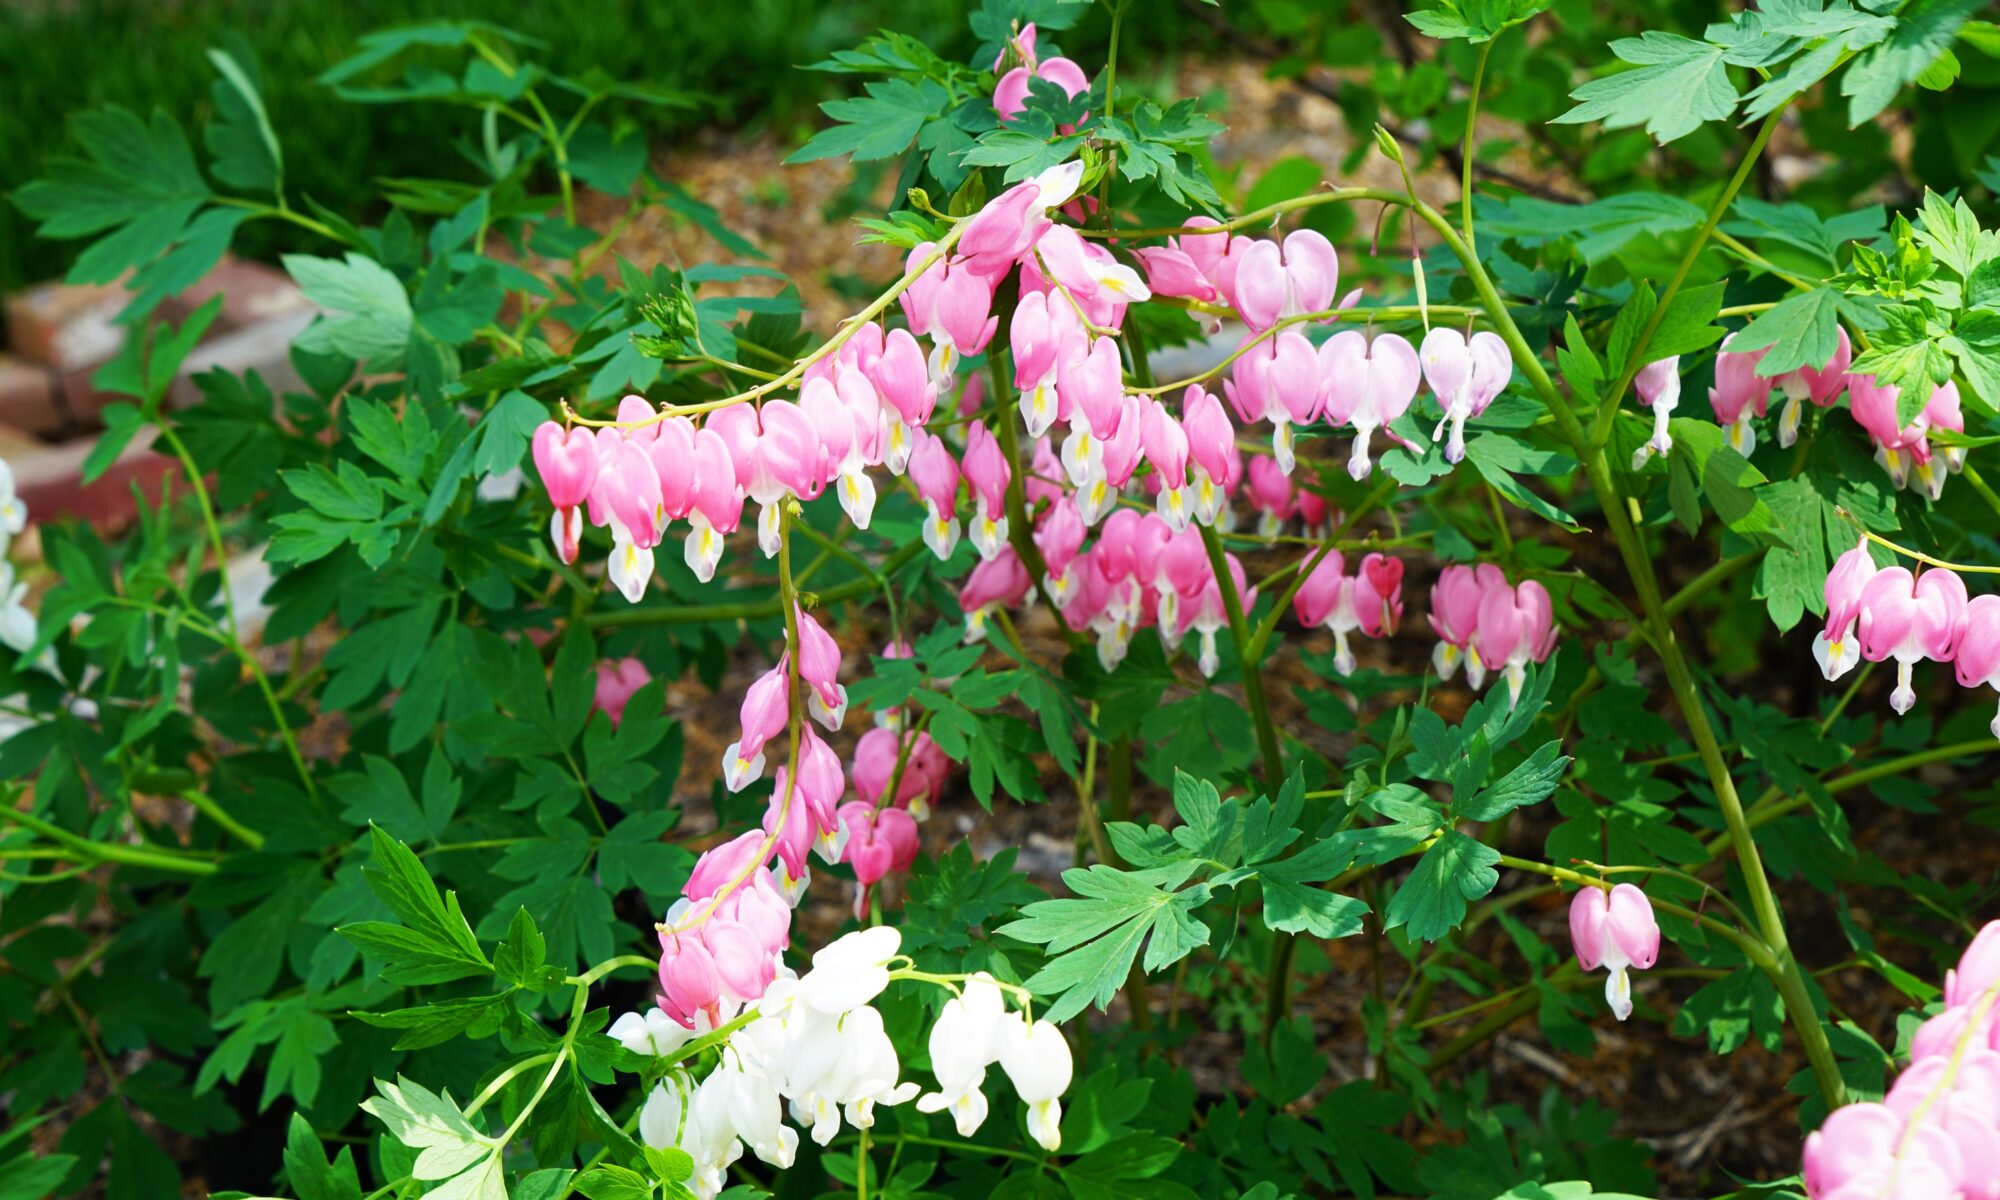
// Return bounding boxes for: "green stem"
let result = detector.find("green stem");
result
[1461,39,1493,254]
[179,789,264,850]
[1197,524,1282,785]
[0,806,218,875]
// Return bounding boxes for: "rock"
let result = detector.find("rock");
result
[158,254,312,333]
[4,279,129,372]
[0,355,59,436]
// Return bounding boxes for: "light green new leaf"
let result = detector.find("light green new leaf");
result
[1730,287,1844,378]
[359,1075,494,1182]
[1001,864,1211,1022]
[1383,830,1500,942]
[285,251,414,363]
[1405,0,1551,42]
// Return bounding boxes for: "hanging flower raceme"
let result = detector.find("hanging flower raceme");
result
[1419,327,1512,465]
[1802,920,2000,1200]
[836,801,920,919]
[1294,551,1403,676]
[1567,883,1661,1022]
[1708,334,1772,457]
[624,928,1070,1200]
[1848,375,1966,500]
[1814,537,1879,682]
[1630,356,1681,468]
[1320,331,1420,481]
[851,724,951,819]
[1956,595,2000,738]
[1428,562,1506,686]
[1857,564,1967,715]
[1472,576,1558,706]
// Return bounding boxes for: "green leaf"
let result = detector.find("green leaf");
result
[283,1111,362,1200]
[205,47,283,195]
[1729,287,1844,378]
[573,1165,653,1200]
[1001,864,1211,1022]
[284,251,414,363]
[1383,831,1500,942]
[360,1076,496,1185]
[1457,741,1570,822]
[1843,0,1989,125]
[785,78,954,165]
[1405,0,1551,42]
[1474,193,1704,264]
[15,106,207,286]
[1554,32,1737,145]
[353,994,512,1051]
[342,826,490,983]
[1723,199,1886,271]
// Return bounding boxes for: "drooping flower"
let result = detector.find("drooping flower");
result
[1472,578,1557,706]
[1708,335,1771,457]
[999,1017,1072,1152]
[531,421,599,564]
[1857,565,1967,715]
[1231,230,1338,333]
[1813,538,1879,682]
[1428,563,1505,685]
[1568,883,1660,1022]
[1419,327,1512,464]
[1955,595,2000,738]
[1320,331,1420,481]
[1630,356,1681,469]
[592,657,653,728]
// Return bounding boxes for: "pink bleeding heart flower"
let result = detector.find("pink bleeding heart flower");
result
[959,545,1033,644]
[657,931,724,1029]
[599,438,664,603]
[794,605,847,731]
[1320,331,1421,481]
[684,426,746,584]
[1850,377,1971,500]
[873,328,936,473]
[994,54,1089,122]
[1631,356,1682,468]
[961,420,1013,561]
[1428,563,1507,685]
[684,829,768,903]
[957,160,1085,277]
[1956,594,2000,739]
[1011,290,1080,437]
[1181,385,1235,527]
[532,421,599,565]
[927,266,1000,389]
[1292,551,1345,631]
[1771,324,1852,448]
[722,660,791,793]
[897,241,948,337]
[838,801,921,919]
[701,919,776,1003]
[1246,454,1297,538]
[1708,334,1772,457]
[1059,336,1126,489]
[1140,398,1193,530]
[909,430,963,562]
[1232,230,1339,333]
[1858,565,1968,715]
[1568,884,1660,1021]
[1356,553,1404,637]
[801,377,875,532]
[1036,494,1088,603]
[1473,578,1557,707]
[647,415,699,525]
[1419,327,1512,464]
[1813,537,1880,682]
[1265,330,1323,474]
[592,657,652,728]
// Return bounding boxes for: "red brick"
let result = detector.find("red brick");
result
[11,425,175,532]
[4,280,129,371]
[158,254,310,333]
[0,355,59,436]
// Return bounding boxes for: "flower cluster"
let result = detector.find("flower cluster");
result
[1425,565,1558,707]
[1813,538,2000,729]
[1802,921,2000,1199]
[1636,329,1966,502]
[1567,883,1661,1022]
[614,928,1071,1199]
